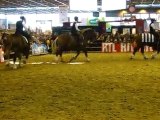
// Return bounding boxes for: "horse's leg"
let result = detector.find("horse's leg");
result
[82,47,90,62]
[151,51,158,59]
[5,56,10,66]
[157,47,160,57]
[5,50,10,66]
[130,47,139,59]
[18,53,23,67]
[22,49,29,64]
[141,46,148,59]
[55,52,59,63]
[12,54,17,69]
[131,41,139,59]
[22,55,27,64]
[151,43,159,59]
[69,50,80,62]
[55,48,63,63]
[151,47,157,59]
[59,51,64,62]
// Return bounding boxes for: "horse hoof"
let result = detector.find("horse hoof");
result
[5,63,10,66]
[86,58,90,62]
[19,64,24,67]
[55,61,59,64]
[22,60,27,64]
[130,57,134,60]
[5,61,10,66]
[130,54,135,60]
[151,55,155,59]
[60,59,65,63]
[68,60,73,63]
[13,66,17,69]
[55,57,60,63]
[151,57,155,59]
[55,59,59,63]
[69,58,75,63]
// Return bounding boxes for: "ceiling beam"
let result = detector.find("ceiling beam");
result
[28,0,49,7]
[54,0,68,6]
[2,0,27,7]
[43,0,57,7]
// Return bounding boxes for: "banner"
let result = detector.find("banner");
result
[59,6,68,24]
[31,43,48,55]
[102,43,153,53]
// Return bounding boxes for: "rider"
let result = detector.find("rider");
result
[71,16,82,45]
[15,16,30,41]
[149,19,159,40]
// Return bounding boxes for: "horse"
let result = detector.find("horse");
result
[130,32,160,59]
[1,32,32,69]
[52,28,97,62]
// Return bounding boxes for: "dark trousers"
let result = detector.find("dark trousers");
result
[151,31,160,50]
[15,30,30,40]
[72,32,81,45]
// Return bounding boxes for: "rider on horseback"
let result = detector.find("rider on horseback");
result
[149,19,159,41]
[15,16,30,41]
[71,16,83,45]
[149,19,160,50]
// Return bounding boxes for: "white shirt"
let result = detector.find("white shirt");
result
[151,22,156,29]
[150,21,160,31]
[22,21,27,31]
[75,22,80,31]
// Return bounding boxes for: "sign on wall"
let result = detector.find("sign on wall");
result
[0,19,7,29]
[59,6,68,23]
[102,43,153,53]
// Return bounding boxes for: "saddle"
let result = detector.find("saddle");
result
[22,36,28,43]
[14,33,28,41]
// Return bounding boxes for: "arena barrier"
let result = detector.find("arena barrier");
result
[102,42,153,53]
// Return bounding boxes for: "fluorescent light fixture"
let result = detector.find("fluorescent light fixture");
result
[102,0,126,11]
[69,0,97,11]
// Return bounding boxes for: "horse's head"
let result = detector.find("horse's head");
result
[0,33,12,58]
[81,28,97,44]
[1,32,8,43]
[1,33,10,48]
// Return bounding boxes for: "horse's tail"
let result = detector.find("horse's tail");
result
[51,37,58,54]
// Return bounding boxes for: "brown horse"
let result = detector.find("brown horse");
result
[52,28,97,62]
[1,32,31,69]
[130,32,160,59]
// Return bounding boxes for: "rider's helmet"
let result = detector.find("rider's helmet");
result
[151,19,156,23]
[74,16,78,22]
[20,16,26,22]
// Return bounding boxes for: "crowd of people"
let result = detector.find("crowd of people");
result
[1,16,159,54]
[96,31,131,43]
